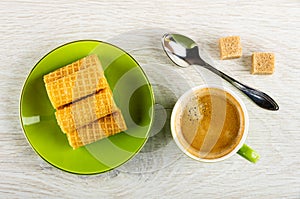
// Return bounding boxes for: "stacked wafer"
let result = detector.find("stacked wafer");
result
[43,54,127,149]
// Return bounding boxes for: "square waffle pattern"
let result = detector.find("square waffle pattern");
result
[44,54,101,83]
[44,59,108,109]
[67,111,127,149]
[55,88,118,134]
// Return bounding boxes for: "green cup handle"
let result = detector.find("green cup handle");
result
[237,144,260,163]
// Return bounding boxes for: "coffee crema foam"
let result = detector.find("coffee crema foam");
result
[175,88,245,159]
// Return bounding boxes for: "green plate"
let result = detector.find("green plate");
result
[20,40,154,174]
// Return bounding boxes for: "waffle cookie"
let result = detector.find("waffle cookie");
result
[44,55,107,109]
[67,111,127,149]
[55,88,118,134]
[44,54,101,84]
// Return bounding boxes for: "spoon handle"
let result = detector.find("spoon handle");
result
[201,63,279,110]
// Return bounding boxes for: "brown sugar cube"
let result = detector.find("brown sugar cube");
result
[219,36,242,60]
[251,52,275,74]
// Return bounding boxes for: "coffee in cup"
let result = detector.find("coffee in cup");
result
[171,85,259,163]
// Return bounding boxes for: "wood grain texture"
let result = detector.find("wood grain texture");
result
[0,0,299,198]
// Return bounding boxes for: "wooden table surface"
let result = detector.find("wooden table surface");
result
[0,0,299,198]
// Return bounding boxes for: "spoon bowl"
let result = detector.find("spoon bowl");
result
[162,34,202,67]
[162,33,279,111]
